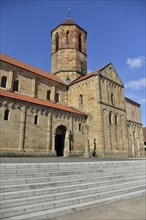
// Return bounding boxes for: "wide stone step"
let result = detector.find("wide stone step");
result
[6,190,146,220]
[0,172,145,193]
[0,178,145,209]
[0,162,144,172]
[0,166,145,186]
[1,166,145,181]
[1,160,145,169]
[1,164,144,179]
[1,172,145,200]
[1,160,145,219]
[1,184,145,219]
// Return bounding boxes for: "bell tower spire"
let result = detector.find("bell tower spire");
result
[51,16,87,84]
[68,8,71,18]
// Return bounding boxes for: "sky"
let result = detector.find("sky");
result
[0,0,146,126]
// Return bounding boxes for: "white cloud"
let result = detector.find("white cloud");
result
[124,78,146,90]
[126,56,145,69]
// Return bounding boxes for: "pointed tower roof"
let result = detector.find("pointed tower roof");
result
[62,17,76,25]
[51,17,87,34]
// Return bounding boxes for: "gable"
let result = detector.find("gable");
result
[98,63,124,87]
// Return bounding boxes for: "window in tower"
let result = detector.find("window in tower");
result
[47,90,51,100]
[1,76,7,88]
[55,33,59,52]
[13,80,19,91]
[4,109,9,121]
[78,33,82,51]
[66,31,69,45]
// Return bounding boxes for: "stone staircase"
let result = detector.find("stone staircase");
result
[0,160,145,220]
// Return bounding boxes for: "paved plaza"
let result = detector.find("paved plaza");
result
[52,195,146,220]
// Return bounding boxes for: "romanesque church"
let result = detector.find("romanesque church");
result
[0,17,144,157]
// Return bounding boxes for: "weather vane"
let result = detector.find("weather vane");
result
[68,8,71,18]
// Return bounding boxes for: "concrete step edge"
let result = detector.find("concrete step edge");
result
[1,169,145,181]
[1,174,145,199]
[2,190,146,220]
[1,160,145,168]
[1,164,145,173]
[0,179,145,209]
[1,184,145,218]
[1,164,145,174]
[0,173,145,192]
[0,170,145,185]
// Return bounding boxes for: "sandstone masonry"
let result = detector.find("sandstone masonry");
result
[0,17,144,157]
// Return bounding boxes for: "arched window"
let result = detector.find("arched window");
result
[115,114,118,125]
[4,109,9,120]
[109,112,113,124]
[66,31,69,45]
[1,76,7,88]
[111,94,114,105]
[55,93,59,103]
[79,123,82,131]
[34,115,38,125]
[55,33,59,52]
[79,94,83,105]
[78,33,82,51]
[47,90,51,100]
[13,80,19,91]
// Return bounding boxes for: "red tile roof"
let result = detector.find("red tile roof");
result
[0,54,66,86]
[70,72,96,85]
[0,89,86,116]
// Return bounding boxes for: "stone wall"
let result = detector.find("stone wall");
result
[0,61,67,105]
[0,99,21,151]
[0,97,86,155]
[125,98,142,123]
[68,66,130,156]
[125,98,144,156]
[68,75,103,154]
[51,24,87,83]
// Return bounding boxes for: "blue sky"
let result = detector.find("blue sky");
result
[1,0,146,126]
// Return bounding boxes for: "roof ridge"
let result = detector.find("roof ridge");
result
[70,71,96,85]
[0,53,67,86]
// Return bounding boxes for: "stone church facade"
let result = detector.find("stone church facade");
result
[0,17,144,157]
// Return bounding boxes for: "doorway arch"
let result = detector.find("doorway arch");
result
[55,125,66,156]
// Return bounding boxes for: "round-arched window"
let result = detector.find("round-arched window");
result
[111,93,114,105]
[109,112,114,124]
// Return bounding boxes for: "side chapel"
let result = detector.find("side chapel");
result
[0,17,144,157]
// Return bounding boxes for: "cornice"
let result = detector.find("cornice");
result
[99,101,126,112]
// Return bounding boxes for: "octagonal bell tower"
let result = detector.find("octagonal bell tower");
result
[51,16,87,84]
